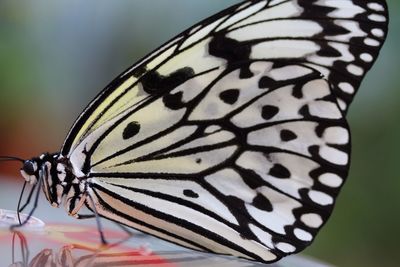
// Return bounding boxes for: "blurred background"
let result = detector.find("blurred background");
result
[0,1,398,266]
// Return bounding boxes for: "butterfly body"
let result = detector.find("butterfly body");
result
[15,0,388,263]
[20,153,85,215]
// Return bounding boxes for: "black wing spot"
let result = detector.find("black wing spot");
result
[195,158,202,164]
[299,104,311,118]
[269,164,291,179]
[261,105,279,120]
[280,129,298,142]
[183,189,199,198]
[132,65,147,78]
[252,194,273,212]
[219,89,240,105]
[122,121,141,140]
[141,67,194,95]
[209,35,252,78]
[259,76,278,89]
[163,91,184,110]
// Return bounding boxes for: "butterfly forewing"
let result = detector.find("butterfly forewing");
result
[59,0,387,264]
[62,0,387,156]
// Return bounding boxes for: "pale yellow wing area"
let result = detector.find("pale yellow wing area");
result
[61,1,254,156]
[62,0,388,167]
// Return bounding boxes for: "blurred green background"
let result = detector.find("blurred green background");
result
[0,1,398,266]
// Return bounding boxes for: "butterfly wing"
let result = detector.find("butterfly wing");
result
[84,62,350,263]
[60,0,387,263]
[62,0,388,157]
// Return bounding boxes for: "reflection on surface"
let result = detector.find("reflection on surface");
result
[2,224,330,267]
[0,209,45,229]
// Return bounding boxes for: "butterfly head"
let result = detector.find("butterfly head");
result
[20,153,73,207]
[20,159,39,185]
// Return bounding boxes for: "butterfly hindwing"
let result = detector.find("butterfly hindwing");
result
[79,61,350,263]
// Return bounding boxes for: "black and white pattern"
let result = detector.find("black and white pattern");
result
[76,63,350,263]
[19,0,388,264]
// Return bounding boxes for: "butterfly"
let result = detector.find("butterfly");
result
[8,0,388,264]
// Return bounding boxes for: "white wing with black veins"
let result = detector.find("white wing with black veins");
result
[60,0,388,263]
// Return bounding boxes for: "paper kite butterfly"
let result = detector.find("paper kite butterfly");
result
[7,0,388,263]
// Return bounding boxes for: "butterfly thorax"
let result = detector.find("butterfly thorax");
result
[20,153,87,216]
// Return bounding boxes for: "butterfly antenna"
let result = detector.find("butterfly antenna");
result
[0,156,25,163]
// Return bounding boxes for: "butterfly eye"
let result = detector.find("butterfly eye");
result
[23,160,36,175]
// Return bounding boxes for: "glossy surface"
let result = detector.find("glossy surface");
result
[0,209,45,229]
[0,224,331,267]
[0,179,331,266]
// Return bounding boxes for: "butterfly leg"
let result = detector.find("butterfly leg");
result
[10,169,43,230]
[113,222,135,236]
[76,214,138,239]
[65,179,108,244]
[86,193,107,245]
[17,181,37,213]
[75,213,137,240]
[75,214,96,219]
